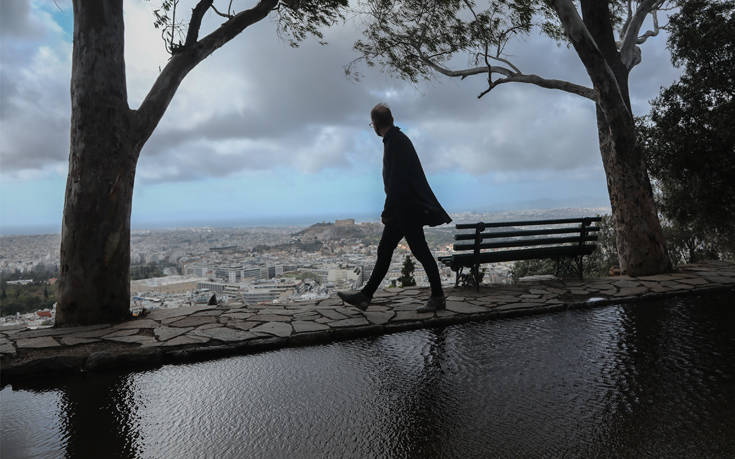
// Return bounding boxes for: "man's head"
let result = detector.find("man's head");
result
[370,103,394,137]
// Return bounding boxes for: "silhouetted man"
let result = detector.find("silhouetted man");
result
[338,104,452,312]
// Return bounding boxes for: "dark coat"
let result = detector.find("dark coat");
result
[381,126,452,227]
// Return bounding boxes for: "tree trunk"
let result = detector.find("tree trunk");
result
[595,104,671,276]
[56,1,137,326]
[557,0,672,276]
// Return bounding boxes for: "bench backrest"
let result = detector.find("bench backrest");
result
[453,217,602,255]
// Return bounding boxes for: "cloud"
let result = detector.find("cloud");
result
[1,1,679,187]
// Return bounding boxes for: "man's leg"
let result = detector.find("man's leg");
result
[361,223,403,298]
[402,223,444,298]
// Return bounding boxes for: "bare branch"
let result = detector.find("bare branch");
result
[135,0,279,148]
[424,58,596,101]
[489,54,521,74]
[424,59,513,78]
[184,0,214,48]
[210,3,234,19]
[619,0,664,68]
[636,10,660,44]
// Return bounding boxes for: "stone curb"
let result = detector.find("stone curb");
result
[2,282,732,385]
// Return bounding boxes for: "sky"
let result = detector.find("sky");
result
[0,0,682,233]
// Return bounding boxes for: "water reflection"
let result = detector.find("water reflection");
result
[58,372,143,458]
[2,290,734,457]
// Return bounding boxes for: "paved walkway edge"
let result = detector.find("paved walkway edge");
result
[2,281,733,385]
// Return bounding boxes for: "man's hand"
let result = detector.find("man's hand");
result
[381,214,391,225]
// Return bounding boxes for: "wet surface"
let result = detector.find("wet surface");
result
[2,290,734,458]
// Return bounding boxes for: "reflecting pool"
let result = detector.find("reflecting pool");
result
[2,290,734,458]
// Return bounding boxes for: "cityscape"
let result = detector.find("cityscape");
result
[0,208,608,328]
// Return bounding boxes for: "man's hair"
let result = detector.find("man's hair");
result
[370,103,394,129]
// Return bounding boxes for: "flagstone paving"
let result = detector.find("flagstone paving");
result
[1,261,734,382]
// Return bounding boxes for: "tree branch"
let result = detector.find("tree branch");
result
[619,0,663,68]
[184,0,213,48]
[135,0,279,149]
[552,0,629,111]
[424,58,596,100]
[636,10,660,44]
[210,3,234,19]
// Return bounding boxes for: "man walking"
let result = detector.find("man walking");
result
[338,104,452,312]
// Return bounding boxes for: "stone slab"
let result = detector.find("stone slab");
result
[154,326,193,342]
[329,318,370,328]
[495,302,543,312]
[104,335,158,346]
[15,337,61,349]
[292,321,330,333]
[0,343,17,355]
[615,287,650,297]
[446,301,488,314]
[114,319,160,330]
[228,321,260,331]
[318,298,344,307]
[15,324,111,339]
[250,314,292,322]
[220,312,253,320]
[677,278,710,286]
[193,327,259,342]
[161,335,210,346]
[393,311,434,322]
[317,309,348,321]
[60,336,101,346]
[68,328,117,339]
[168,316,219,328]
[363,311,395,325]
[251,322,293,337]
[146,305,214,320]
[192,310,223,317]
[103,329,139,338]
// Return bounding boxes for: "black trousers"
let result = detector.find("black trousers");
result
[361,221,444,298]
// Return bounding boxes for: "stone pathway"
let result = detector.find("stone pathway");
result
[2,261,734,382]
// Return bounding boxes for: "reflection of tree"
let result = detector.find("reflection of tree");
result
[57,372,143,458]
[599,292,735,455]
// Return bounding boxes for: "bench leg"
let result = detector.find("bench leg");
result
[472,264,480,291]
[577,255,584,280]
[455,266,463,288]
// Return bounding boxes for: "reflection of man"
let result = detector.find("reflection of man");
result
[338,104,452,312]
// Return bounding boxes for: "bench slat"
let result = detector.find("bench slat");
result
[454,226,600,241]
[453,235,598,252]
[448,245,595,265]
[455,217,602,229]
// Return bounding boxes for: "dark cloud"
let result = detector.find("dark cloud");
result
[1,1,679,186]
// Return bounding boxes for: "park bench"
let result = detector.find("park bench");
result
[438,217,602,289]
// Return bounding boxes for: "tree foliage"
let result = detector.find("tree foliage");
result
[351,0,665,99]
[398,255,416,287]
[151,0,347,54]
[639,0,735,263]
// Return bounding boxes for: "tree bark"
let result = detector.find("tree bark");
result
[57,0,137,326]
[595,104,671,275]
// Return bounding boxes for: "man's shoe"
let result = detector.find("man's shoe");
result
[337,291,371,311]
[417,295,446,313]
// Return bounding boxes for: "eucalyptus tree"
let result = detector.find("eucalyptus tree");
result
[353,0,674,276]
[57,0,346,326]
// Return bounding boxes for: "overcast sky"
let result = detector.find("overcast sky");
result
[0,0,681,232]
